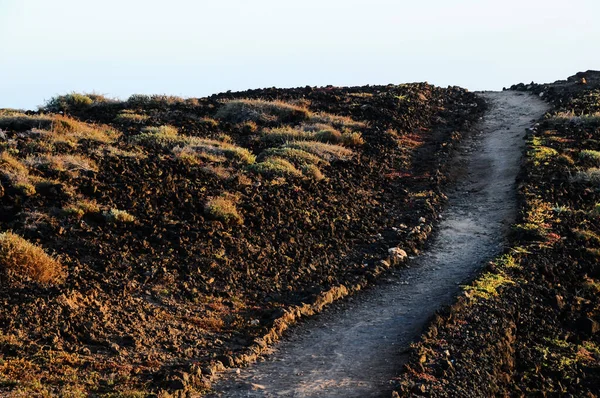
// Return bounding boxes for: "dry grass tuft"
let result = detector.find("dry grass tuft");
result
[260,127,314,143]
[260,147,327,166]
[302,164,325,180]
[341,131,365,146]
[204,195,243,224]
[249,157,304,178]
[202,165,232,180]
[63,199,101,218]
[24,154,98,176]
[0,114,54,131]
[134,126,255,164]
[47,116,120,145]
[0,152,36,195]
[215,99,310,123]
[103,209,135,224]
[0,232,63,284]
[115,110,150,124]
[284,141,354,161]
[309,113,367,130]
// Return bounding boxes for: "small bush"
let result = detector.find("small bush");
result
[579,150,600,165]
[314,127,343,143]
[302,164,325,180]
[201,165,232,180]
[284,141,354,161]
[0,114,54,132]
[63,199,101,218]
[464,272,514,300]
[48,116,120,145]
[341,131,365,146]
[104,209,135,223]
[260,147,327,166]
[0,232,63,284]
[24,154,98,175]
[215,99,310,123]
[0,152,36,195]
[529,145,558,166]
[115,110,149,124]
[44,93,113,113]
[571,168,600,184]
[308,113,367,130]
[548,111,600,126]
[248,157,303,178]
[186,141,255,164]
[260,127,314,144]
[204,195,243,224]
[199,118,219,129]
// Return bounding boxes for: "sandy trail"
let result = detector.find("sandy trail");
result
[210,91,550,397]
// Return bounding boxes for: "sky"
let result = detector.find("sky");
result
[1,0,599,109]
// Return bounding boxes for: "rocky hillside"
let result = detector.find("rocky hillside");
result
[0,84,483,396]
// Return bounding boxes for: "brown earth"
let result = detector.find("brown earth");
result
[0,84,482,396]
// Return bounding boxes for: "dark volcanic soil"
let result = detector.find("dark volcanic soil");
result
[0,84,482,395]
[209,91,549,397]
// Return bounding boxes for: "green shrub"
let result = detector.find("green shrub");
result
[44,93,113,113]
[579,150,600,165]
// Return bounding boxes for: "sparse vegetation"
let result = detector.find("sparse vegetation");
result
[215,99,310,123]
[309,112,367,130]
[0,152,36,195]
[24,154,98,175]
[103,209,135,224]
[115,110,150,123]
[0,232,63,284]
[48,116,120,145]
[260,127,314,143]
[133,126,256,164]
[284,141,354,161]
[248,157,303,178]
[44,93,114,113]
[63,199,101,218]
[260,147,327,166]
[204,195,243,224]
[579,149,600,165]
[0,113,54,131]
[571,168,600,184]
[464,272,514,300]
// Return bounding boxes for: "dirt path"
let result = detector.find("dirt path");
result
[210,91,550,397]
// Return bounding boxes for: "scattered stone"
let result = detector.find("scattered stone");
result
[388,247,408,265]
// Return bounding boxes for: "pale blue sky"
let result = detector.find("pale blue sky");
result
[1,0,598,109]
